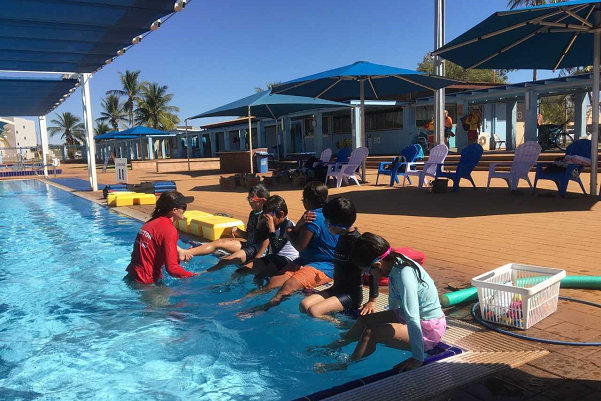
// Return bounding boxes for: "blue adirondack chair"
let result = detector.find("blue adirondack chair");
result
[436,143,484,192]
[532,139,591,198]
[376,145,420,187]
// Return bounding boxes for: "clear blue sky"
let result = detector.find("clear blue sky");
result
[15,0,561,144]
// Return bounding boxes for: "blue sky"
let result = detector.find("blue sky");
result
[11,0,562,144]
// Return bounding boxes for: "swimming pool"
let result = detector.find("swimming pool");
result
[0,180,412,401]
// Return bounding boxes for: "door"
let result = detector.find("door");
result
[290,121,303,153]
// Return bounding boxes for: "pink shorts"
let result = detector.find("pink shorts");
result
[394,310,447,352]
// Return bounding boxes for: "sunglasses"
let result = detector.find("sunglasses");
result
[247,196,265,202]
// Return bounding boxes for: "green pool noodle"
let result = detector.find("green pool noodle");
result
[440,276,601,307]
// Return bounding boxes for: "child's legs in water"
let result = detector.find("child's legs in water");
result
[332,309,398,347]
[208,248,248,272]
[190,239,242,256]
[351,322,410,361]
[299,290,345,319]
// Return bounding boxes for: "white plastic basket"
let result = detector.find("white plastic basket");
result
[471,263,565,330]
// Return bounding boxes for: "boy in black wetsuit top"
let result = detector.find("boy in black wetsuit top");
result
[299,197,378,322]
[234,195,299,279]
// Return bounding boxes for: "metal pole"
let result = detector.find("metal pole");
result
[591,10,600,196]
[360,79,366,182]
[275,118,280,160]
[38,115,49,177]
[248,106,254,174]
[185,118,190,172]
[434,0,446,146]
[79,73,98,191]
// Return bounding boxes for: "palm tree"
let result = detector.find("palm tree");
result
[48,112,86,159]
[254,81,282,93]
[97,94,127,131]
[135,82,180,130]
[106,70,142,127]
[507,1,567,81]
[94,121,112,136]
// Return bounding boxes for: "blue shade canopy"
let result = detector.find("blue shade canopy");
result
[271,61,460,100]
[0,0,179,73]
[0,77,78,116]
[432,1,601,70]
[189,91,352,120]
[95,126,173,140]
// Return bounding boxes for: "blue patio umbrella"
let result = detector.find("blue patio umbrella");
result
[189,91,352,173]
[432,0,601,195]
[271,60,459,179]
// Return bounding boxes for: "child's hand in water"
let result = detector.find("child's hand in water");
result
[393,358,422,373]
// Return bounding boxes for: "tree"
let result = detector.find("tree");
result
[48,112,86,159]
[135,82,180,130]
[254,81,282,93]
[417,54,510,83]
[507,1,568,81]
[97,94,127,131]
[106,70,143,127]
[94,121,112,136]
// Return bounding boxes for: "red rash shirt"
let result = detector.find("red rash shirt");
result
[126,216,195,284]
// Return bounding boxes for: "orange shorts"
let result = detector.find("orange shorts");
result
[283,265,332,289]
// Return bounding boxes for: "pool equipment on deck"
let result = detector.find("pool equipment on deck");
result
[441,275,601,308]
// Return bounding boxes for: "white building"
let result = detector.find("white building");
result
[0,117,37,162]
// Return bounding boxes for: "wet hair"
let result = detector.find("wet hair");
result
[248,184,270,199]
[150,191,186,221]
[263,195,288,216]
[323,197,356,228]
[352,232,425,285]
[302,181,328,209]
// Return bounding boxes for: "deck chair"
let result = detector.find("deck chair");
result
[318,148,332,164]
[403,144,449,188]
[436,143,484,192]
[326,147,369,188]
[493,134,506,150]
[487,141,541,192]
[532,139,590,198]
[376,145,420,186]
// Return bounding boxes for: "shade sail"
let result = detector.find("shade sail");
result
[0,77,78,116]
[189,91,352,120]
[432,0,601,70]
[271,61,459,100]
[0,0,179,73]
[95,126,174,140]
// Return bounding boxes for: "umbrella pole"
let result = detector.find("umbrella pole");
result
[360,79,366,182]
[248,106,254,174]
[592,11,600,196]
[185,118,190,173]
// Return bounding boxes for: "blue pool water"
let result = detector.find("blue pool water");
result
[0,180,410,401]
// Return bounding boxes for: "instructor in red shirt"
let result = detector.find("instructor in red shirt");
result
[126,191,198,284]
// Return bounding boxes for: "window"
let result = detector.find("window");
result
[322,116,329,137]
[333,115,351,134]
[304,118,315,138]
[366,110,403,131]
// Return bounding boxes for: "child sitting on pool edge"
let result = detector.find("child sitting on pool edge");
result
[223,181,338,316]
[185,184,270,272]
[316,233,445,372]
[234,195,299,279]
[299,197,378,323]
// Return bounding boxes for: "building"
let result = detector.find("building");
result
[0,117,37,162]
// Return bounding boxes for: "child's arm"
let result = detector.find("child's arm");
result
[360,275,380,315]
[286,226,314,252]
[255,238,269,259]
[231,226,248,239]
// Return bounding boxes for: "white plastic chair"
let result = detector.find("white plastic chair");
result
[486,141,541,192]
[403,144,448,188]
[493,134,506,150]
[326,147,369,188]
[319,148,332,164]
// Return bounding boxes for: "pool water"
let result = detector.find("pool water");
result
[0,180,410,401]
